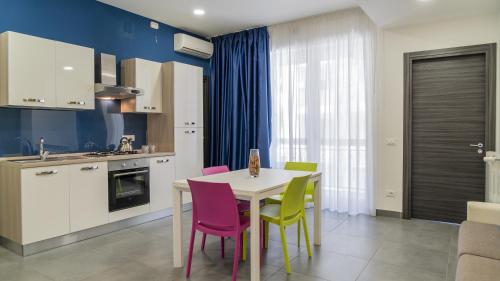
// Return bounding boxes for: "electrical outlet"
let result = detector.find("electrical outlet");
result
[385,190,396,198]
[123,135,135,141]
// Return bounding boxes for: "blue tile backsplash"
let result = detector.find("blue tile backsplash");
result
[0,0,210,157]
[0,100,146,156]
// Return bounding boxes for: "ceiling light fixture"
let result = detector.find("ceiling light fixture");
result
[193,9,205,16]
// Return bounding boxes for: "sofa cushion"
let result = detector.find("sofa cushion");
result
[456,254,500,281]
[458,221,500,260]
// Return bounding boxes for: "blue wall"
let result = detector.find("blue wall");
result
[0,0,210,156]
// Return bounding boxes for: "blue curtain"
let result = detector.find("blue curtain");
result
[209,27,272,170]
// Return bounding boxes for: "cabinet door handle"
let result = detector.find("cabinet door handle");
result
[191,122,196,125]
[157,159,170,164]
[81,165,99,171]
[68,101,86,105]
[191,130,196,134]
[36,170,58,176]
[23,98,45,103]
[144,106,156,110]
[184,122,190,126]
[184,130,190,134]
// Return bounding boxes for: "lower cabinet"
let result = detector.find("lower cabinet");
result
[149,156,175,212]
[69,162,108,232]
[21,166,70,244]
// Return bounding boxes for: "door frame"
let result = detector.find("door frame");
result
[402,43,497,219]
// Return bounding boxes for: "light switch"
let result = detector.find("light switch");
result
[385,138,397,146]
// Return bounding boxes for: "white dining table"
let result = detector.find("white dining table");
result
[171,168,323,281]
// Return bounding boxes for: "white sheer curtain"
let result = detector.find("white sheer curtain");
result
[269,8,376,215]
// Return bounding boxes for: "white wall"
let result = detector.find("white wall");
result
[376,14,500,212]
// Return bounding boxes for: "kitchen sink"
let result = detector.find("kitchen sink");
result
[8,155,87,163]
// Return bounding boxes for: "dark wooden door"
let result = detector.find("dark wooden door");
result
[410,52,491,223]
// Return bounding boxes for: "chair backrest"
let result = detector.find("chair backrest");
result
[281,175,311,220]
[202,165,230,176]
[187,179,240,230]
[284,162,317,195]
[284,162,317,172]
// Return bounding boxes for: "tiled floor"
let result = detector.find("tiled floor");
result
[0,210,459,281]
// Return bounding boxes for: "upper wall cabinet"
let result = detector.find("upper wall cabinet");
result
[121,58,163,114]
[55,42,95,110]
[0,31,95,110]
[0,32,56,108]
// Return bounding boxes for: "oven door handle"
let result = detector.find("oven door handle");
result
[112,170,149,178]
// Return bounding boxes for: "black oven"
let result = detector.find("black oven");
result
[108,158,150,212]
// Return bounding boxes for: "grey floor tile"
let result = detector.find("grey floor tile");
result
[265,271,328,281]
[0,211,457,281]
[373,242,449,275]
[319,232,382,260]
[0,259,55,281]
[80,261,160,281]
[288,248,368,281]
[25,249,128,281]
[356,260,445,281]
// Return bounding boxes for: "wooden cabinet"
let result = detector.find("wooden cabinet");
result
[0,31,94,110]
[147,62,204,207]
[0,31,56,108]
[121,58,163,113]
[69,162,108,232]
[20,166,70,244]
[172,62,203,127]
[55,41,95,110]
[149,156,175,212]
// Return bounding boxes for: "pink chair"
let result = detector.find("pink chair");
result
[201,166,251,213]
[202,165,230,175]
[200,165,251,253]
[186,180,250,281]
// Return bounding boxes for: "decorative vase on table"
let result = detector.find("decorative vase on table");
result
[248,149,261,177]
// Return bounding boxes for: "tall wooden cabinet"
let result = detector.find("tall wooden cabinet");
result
[148,62,204,205]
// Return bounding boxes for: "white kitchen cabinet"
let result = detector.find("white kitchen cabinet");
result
[55,41,95,110]
[0,31,94,110]
[149,156,175,212]
[173,62,203,127]
[174,128,204,204]
[0,31,56,108]
[69,162,108,232]
[121,58,163,113]
[21,166,70,244]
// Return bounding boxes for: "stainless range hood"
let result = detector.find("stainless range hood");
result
[94,53,144,100]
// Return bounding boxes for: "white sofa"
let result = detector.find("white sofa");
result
[456,202,500,281]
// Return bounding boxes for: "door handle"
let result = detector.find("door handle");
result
[81,165,99,171]
[469,143,484,148]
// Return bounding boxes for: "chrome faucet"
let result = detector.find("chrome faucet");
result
[39,137,49,160]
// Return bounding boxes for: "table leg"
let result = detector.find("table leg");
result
[173,188,184,267]
[314,177,322,245]
[250,197,261,281]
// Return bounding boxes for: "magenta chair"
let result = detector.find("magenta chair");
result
[186,180,250,281]
[200,165,251,254]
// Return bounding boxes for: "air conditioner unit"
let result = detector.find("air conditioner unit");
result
[174,33,213,59]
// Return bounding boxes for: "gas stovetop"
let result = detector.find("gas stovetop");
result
[83,151,139,157]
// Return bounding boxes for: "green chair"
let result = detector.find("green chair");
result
[265,162,318,247]
[260,175,312,273]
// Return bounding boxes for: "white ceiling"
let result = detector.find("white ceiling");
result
[358,0,500,28]
[98,0,500,37]
[98,0,357,37]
